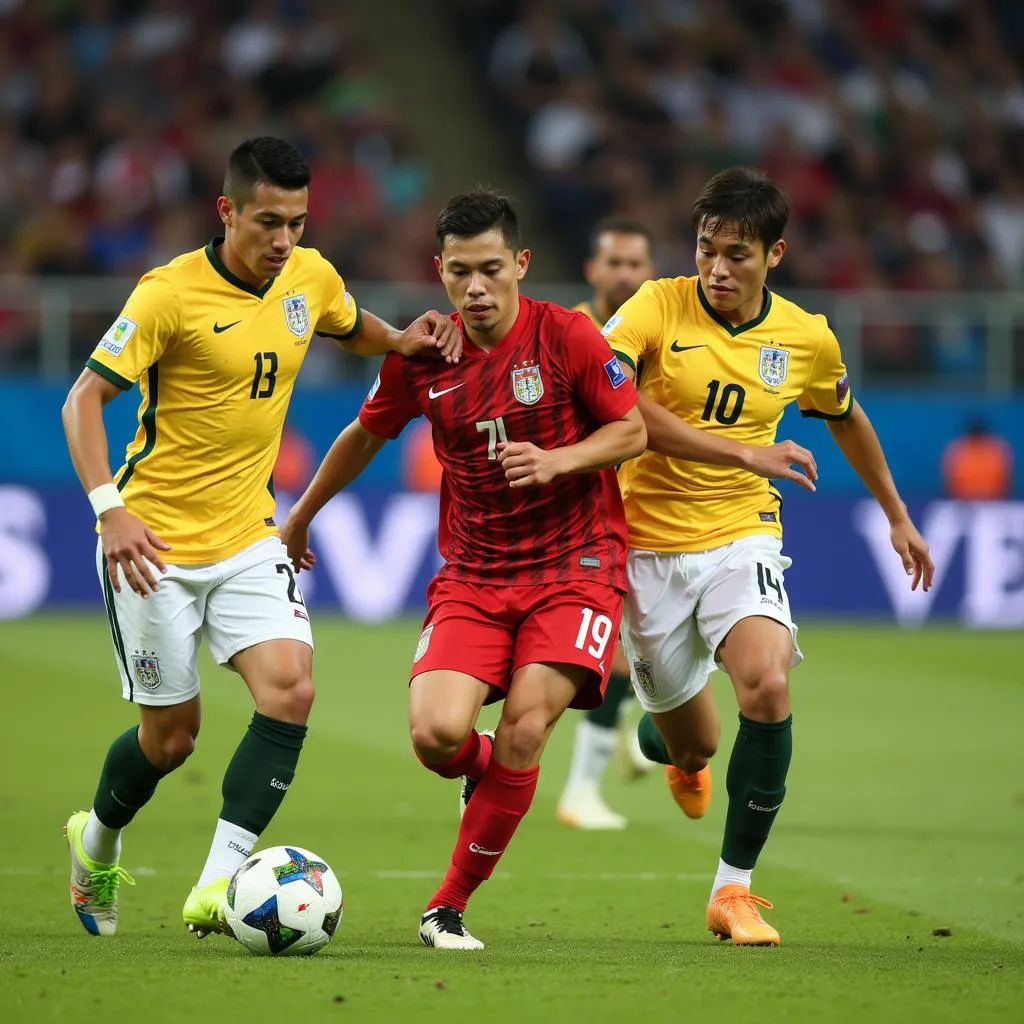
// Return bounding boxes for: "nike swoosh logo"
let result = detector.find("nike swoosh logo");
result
[428,383,465,400]
[671,341,705,352]
[213,320,241,333]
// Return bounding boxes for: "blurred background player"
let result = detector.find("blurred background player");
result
[557,218,657,830]
[941,416,1014,500]
[280,190,646,949]
[606,167,934,946]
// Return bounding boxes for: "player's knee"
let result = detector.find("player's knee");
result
[743,670,790,722]
[258,673,315,724]
[409,717,470,762]
[153,728,196,770]
[501,711,548,765]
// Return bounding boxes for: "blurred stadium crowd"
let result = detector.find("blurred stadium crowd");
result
[0,0,1022,379]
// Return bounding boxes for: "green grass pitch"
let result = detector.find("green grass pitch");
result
[0,615,1021,1023]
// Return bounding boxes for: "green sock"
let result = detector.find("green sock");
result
[587,670,631,728]
[721,713,793,869]
[220,712,307,835]
[92,727,169,830]
[637,712,672,765]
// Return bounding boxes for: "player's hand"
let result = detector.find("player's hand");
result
[100,507,171,597]
[497,441,562,487]
[744,440,818,493]
[396,311,462,364]
[280,515,316,573]
[890,516,934,592]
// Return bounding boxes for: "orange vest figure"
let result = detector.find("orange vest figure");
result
[402,419,443,492]
[942,424,1013,500]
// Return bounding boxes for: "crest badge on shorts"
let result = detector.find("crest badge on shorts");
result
[511,364,544,405]
[632,658,657,698]
[413,624,434,663]
[132,652,162,691]
[758,344,789,388]
[282,294,310,337]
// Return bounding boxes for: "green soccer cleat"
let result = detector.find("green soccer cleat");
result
[183,876,234,939]
[64,810,135,937]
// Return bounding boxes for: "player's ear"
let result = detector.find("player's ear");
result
[516,248,531,280]
[433,255,443,281]
[582,257,595,286]
[767,238,786,269]
[216,195,233,228]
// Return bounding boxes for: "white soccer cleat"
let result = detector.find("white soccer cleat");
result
[556,784,628,830]
[419,906,485,950]
[459,730,495,820]
[64,810,135,937]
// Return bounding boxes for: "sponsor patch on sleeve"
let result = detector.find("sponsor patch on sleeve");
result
[600,314,623,337]
[99,315,138,356]
[603,356,627,389]
[836,372,850,404]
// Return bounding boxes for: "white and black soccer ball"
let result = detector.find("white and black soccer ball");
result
[225,845,343,956]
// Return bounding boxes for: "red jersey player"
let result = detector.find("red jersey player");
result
[280,190,646,949]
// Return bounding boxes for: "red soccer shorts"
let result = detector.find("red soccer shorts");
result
[409,575,624,709]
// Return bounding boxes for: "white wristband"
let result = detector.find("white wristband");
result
[88,483,125,518]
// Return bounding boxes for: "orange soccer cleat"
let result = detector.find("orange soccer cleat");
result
[665,764,712,819]
[706,884,780,946]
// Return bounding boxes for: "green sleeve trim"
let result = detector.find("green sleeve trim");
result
[319,304,363,343]
[612,349,636,372]
[86,358,133,391]
[800,399,854,422]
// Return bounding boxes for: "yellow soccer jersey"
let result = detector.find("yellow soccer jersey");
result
[87,239,361,563]
[605,276,852,552]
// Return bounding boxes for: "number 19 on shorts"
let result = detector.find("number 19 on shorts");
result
[575,607,613,659]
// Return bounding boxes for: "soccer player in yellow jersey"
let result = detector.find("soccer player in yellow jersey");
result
[603,167,935,946]
[558,218,657,830]
[59,136,460,940]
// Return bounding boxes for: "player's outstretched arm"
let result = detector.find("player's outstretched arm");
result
[633,391,818,492]
[62,368,171,597]
[334,309,463,364]
[497,407,647,488]
[827,400,934,592]
[280,420,388,572]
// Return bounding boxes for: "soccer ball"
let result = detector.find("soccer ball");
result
[225,845,343,956]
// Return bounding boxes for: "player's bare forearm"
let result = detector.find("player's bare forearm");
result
[556,407,647,475]
[636,394,752,467]
[334,310,401,357]
[827,401,908,523]
[288,420,388,525]
[61,368,123,492]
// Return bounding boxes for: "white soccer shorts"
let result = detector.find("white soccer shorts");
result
[96,536,313,706]
[619,535,803,714]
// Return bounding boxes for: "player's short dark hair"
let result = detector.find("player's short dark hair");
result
[223,137,311,207]
[691,167,790,250]
[436,188,521,252]
[587,217,653,257]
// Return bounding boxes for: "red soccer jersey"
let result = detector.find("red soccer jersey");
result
[359,296,638,589]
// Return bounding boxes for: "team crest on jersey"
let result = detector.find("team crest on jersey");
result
[282,294,310,337]
[632,658,657,698]
[511,364,544,405]
[413,624,434,663]
[131,652,162,691]
[758,345,789,387]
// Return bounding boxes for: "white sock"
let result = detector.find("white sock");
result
[711,858,753,899]
[195,819,259,889]
[561,719,617,795]
[82,809,122,864]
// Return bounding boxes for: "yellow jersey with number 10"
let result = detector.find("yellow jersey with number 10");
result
[86,239,361,564]
[604,276,852,552]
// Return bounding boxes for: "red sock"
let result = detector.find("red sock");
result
[417,730,493,780]
[427,759,539,913]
